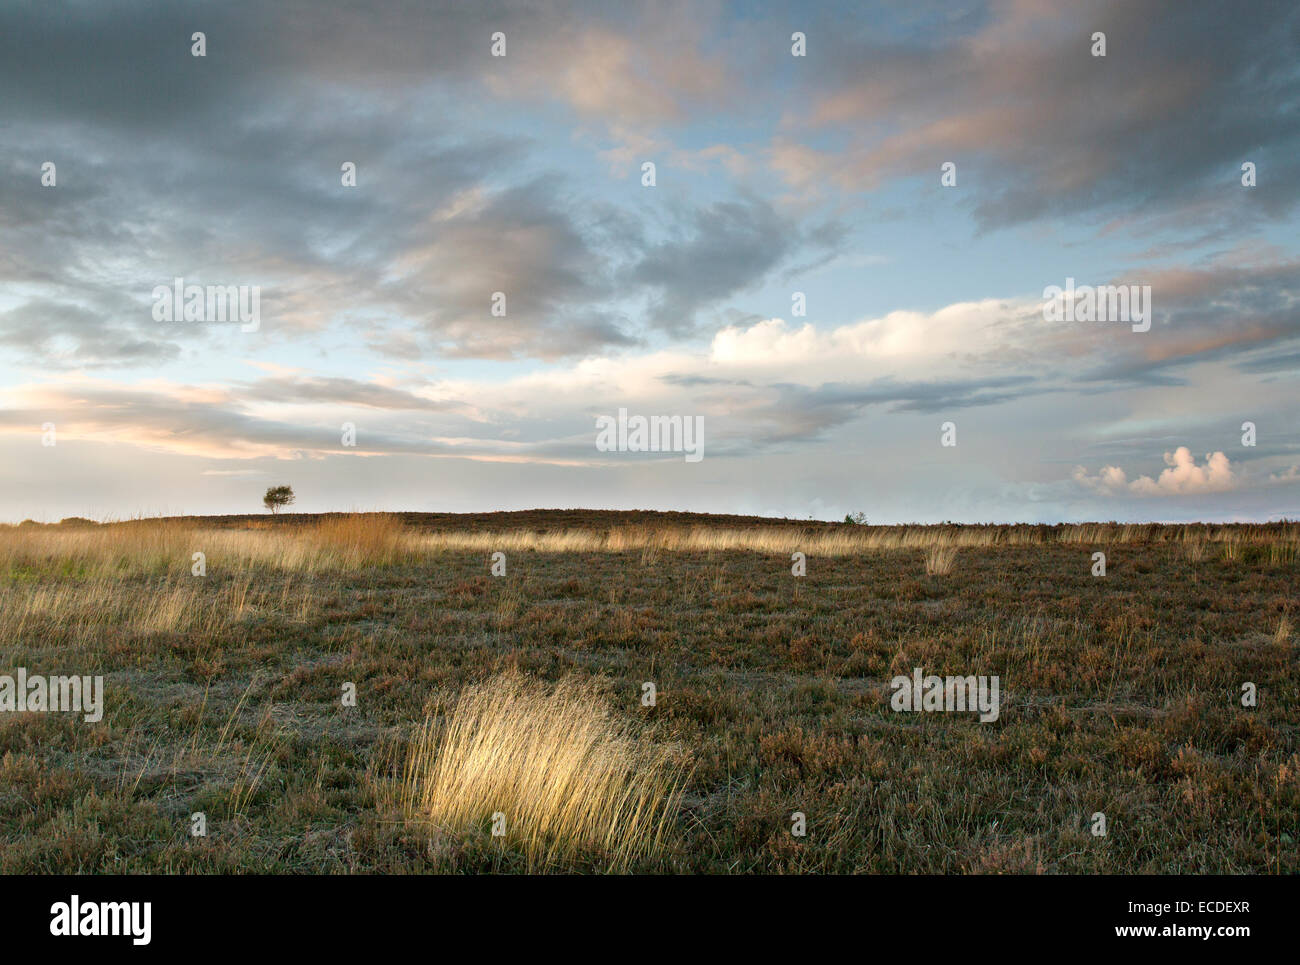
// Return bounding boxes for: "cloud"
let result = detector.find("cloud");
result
[777,0,1300,230]
[0,379,587,464]
[0,296,1053,463]
[1043,252,1300,386]
[6,1,1295,371]
[1074,447,1236,495]
[0,1,756,364]
[0,299,181,368]
[1,1,1296,524]
[627,199,845,336]
[0,0,833,364]
[0,1,734,132]
[237,375,459,411]
[546,21,729,125]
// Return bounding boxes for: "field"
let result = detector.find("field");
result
[1,511,1296,873]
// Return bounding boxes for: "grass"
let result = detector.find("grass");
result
[925,545,957,575]
[396,671,687,871]
[0,511,1296,873]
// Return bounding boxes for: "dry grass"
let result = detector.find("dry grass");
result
[2,515,1297,573]
[398,672,688,871]
[0,514,412,578]
[925,546,957,575]
[0,573,320,654]
[2,509,1296,874]
[1222,538,1241,564]
[1268,541,1297,566]
[309,512,408,567]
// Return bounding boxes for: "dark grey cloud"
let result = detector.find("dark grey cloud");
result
[237,375,459,411]
[1016,257,1300,389]
[375,181,640,360]
[0,1,839,364]
[0,1,567,132]
[659,374,753,388]
[787,0,1300,232]
[1238,351,1300,375]
[0,299,180,367]
[767,375,1042,431]
[667,373,1044,452]
[627,198,845,337]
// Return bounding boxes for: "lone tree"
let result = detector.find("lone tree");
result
[263,485,295,514]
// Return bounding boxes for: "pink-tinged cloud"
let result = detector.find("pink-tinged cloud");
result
[1075,447,1236,496]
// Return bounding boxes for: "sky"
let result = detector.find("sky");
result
[1,0,1298,524]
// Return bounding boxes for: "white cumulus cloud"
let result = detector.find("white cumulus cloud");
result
[1074,447,1236,496]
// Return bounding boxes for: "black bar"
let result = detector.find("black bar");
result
[2,874,1287,952]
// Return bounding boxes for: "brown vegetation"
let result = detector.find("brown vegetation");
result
[0,512,1295,873]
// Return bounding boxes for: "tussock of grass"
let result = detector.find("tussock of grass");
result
[925,546,957,575]
[309,512,408,566]
[1222,538,1241,563]
[399,672,687,871]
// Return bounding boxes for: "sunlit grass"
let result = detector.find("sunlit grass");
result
[398,672,688,871]
[925,545,957,575]
[1,515,1297,575]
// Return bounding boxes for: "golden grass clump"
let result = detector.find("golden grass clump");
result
[925,545,957,575]
[1268,541,1297,566]
[1221,538,1241,564]
[309,512,409,566]
[400,672,687,871]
